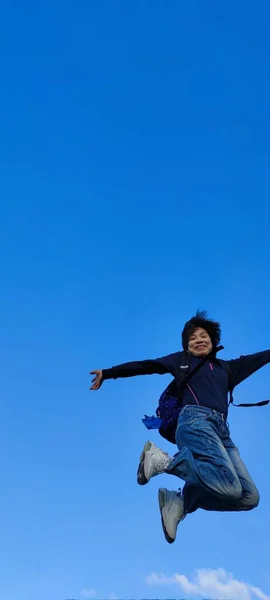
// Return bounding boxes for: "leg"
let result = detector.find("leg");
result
[180,423,259,514]
[167,406,242,502]
[222,429,259,510]
[157,438,259,544]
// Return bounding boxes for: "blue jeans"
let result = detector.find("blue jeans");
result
[166,405,259,515]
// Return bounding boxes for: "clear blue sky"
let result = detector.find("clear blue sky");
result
[1,1,270,600]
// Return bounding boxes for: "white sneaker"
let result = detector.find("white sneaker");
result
[158,488,185,543]
[137,441,171,485]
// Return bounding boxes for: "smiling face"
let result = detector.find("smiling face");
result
[188,327,213,357]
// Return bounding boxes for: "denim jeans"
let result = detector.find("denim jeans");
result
[166,405,259,515]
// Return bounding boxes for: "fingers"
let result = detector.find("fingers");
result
[90,376,100,390]
[90,380,102,390]
[89,370,102,391]
[90,371,98,385]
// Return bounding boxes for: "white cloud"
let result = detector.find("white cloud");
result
[146,568,270,600]
[108,594,118,600]
[81,589,97,599]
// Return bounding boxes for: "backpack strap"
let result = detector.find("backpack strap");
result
[233,400,270,407]
[178,351,192,382]
[219,360,270,408]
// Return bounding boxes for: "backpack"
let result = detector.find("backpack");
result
[142,348,269,444]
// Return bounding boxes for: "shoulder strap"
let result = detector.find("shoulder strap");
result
[178,351,192,381]
[233,399,270,407]
[219,360,270,408]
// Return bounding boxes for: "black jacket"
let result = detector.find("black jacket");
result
[102,349,270,416]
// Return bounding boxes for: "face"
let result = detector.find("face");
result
[188,327,213,357]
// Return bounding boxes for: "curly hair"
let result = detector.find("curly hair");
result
[181,309,221,351]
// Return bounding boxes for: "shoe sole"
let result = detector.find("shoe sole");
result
[158,488,174,544]
[137,441,152,485]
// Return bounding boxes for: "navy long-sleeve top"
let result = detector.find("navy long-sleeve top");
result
[102,350,270,418]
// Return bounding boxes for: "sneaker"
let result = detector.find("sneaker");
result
[137,441,171,485]
[158,488,185,543]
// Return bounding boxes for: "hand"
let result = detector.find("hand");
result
[90,369,103,390]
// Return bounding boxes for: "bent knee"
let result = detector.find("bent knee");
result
[222,481,243,503]
[244,488,260,510]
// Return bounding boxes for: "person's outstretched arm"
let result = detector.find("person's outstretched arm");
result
[228,349,270,387]
[90,354,173,390]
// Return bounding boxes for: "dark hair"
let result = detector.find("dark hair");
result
[181,309,221,351]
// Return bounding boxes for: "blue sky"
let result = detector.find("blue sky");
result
[1,1,270,599]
